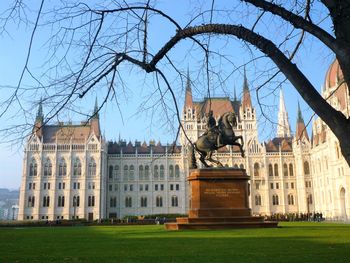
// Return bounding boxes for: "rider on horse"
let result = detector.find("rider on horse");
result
[203,110,223,148]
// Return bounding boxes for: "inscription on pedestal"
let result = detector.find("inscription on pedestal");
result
[204,188,241,197]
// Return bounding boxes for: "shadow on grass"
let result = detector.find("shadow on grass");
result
[1,223,350,262]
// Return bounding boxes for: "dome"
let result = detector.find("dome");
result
[323,59,348,111]
[324,59,344,90]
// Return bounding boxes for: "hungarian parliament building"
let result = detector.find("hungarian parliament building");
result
[18,59,350,221]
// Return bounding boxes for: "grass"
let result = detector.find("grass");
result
[1,222,350,262]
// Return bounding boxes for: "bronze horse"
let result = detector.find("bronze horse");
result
[191,112,245,167]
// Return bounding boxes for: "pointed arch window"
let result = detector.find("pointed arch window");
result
[43,196,50,207]
[139,165,144,180]
[129,165,134,180]
[73,158,82,176]
[255,195,262,206]
[109,165,114,179]
[283,163,288,177]
[156,196,163,207]
[28,196,35,207]
[44,158,52,177]
[88,158,96,177]
[253,163,260,177]
[288,194,294,205]
[175,165,180,179]
[114,165,120,180]
[160,165,165,180]
[153,165,159,180]
[171,196,178,207]
[289,164,294,176]
[304,161,310,175]
[169,165,174,179]
[268,164,273,177]
[29,159,37,177]
[123,165,128,180]
[274,164,279,177]
[59,158,67,176]
[272,195,279,205]
[144,165,150,180]
[125,196,132,208]
[140,196,147,207]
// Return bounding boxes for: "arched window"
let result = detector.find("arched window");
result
[73,195,80,207]
[156,196,163,207]
[283,163,288,177]
[160,165,165,180]
[125,196,132,208]
[239,164,244,169]
[59,158,67,176]
[268,164,273,177]
[289,164,294,176]
[73,158,82,176]
[28,196,35,207]
[145,165,150,180]
[110,197,117,208]
[140,196,147,207]
[44,158,52,177]
[307,194,313,205]
[29,159,37,177]
[288,194,294,205]
[123,165,128,180]
[255,195,261,206]
[129,165,134,180]
[43,196,50,207]
[139,165,144,180]
[171,196,178,207]
[169,165,174,179]
[88,195,95,207]
[274,164,279,177]
[233,164,238,168]
[253,163,260,177]
[304,161,310,175]
[272,195,279,205]
[153,165,159,180]
[108,165,113,179]
[58,196,65,207]
[88,158,96,177]
[175,165,180,178]
[114,165,120,180]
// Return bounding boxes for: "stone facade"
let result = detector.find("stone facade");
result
[18,59,350,221]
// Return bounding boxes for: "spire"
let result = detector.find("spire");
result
[242,67,252,109]
[35,98,43,123]
[92,97,99,119]
[276,89,291,138]
[234,86,237,101]
[295,101,309,141]
[184,68,193,108]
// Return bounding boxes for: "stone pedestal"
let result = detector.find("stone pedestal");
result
[165,168,278,230]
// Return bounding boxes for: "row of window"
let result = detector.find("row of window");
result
[119,183,180,192]
[270,182,295,190]
[27,195,94,208]
[267,163,294,177]
[28,182,85,190]
[108,164,181,181]
[117,195,179,208]
[255,194,297,206]
[29,157,97,177]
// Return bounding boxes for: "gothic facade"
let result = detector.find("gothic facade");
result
[18,59,350,221]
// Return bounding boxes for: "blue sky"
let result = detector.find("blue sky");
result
[0,1,334,188]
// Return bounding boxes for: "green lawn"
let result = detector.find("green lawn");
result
[1,222,350,262]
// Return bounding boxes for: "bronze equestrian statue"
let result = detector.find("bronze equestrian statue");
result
[189,111,245,168]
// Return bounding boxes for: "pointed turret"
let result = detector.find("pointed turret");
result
[36,99,44,123]
[184,68,193,108]
[34,99,44,137]
[90,97,100,137]
[92,97,99,119]
[276,89,291,138]
[295,101,309,141]
[242,67,252,109]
